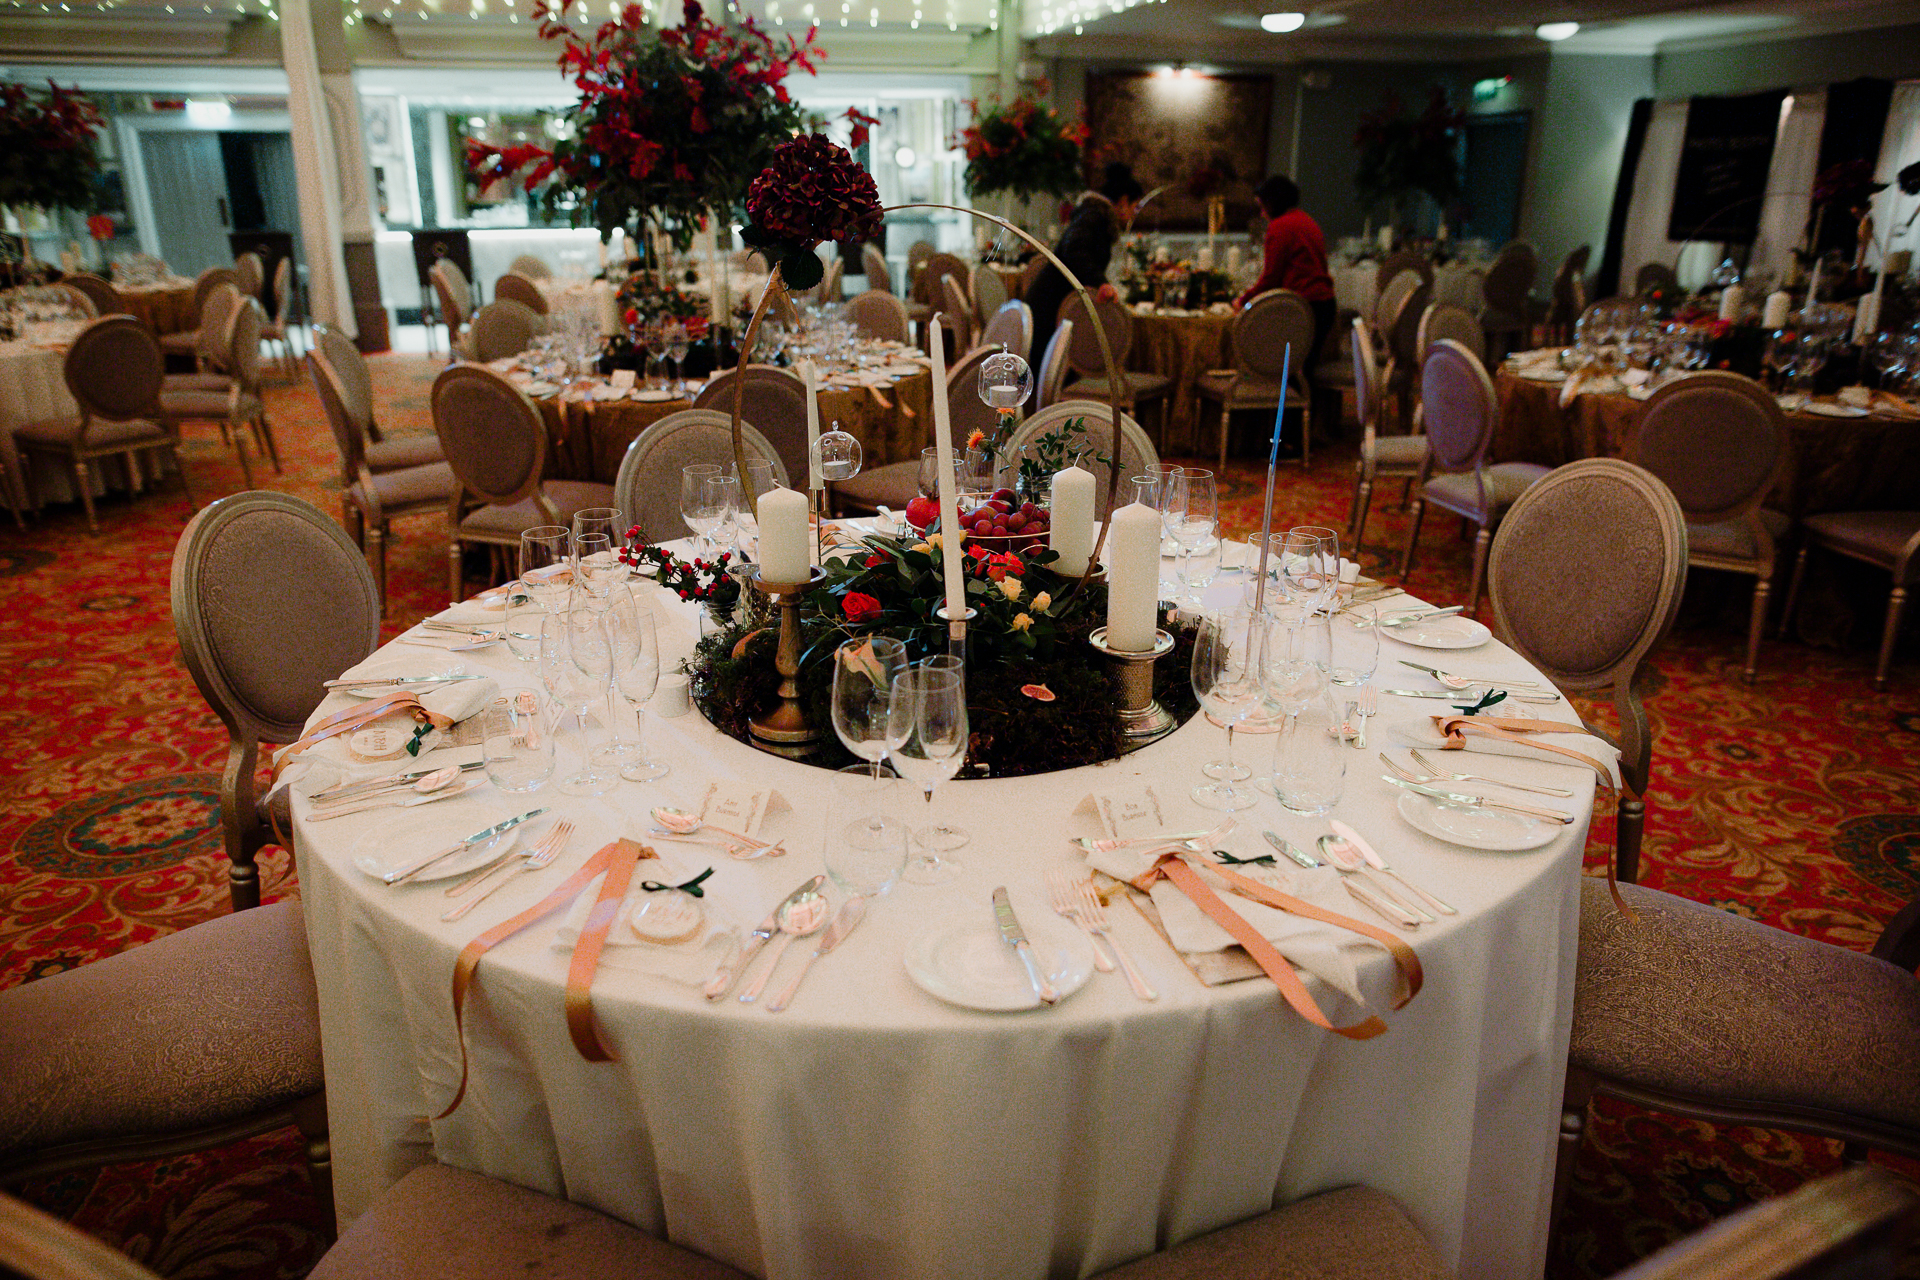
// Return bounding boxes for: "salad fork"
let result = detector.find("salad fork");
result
[441,820,574,922]
[1076,880,1156,1001]
[1354,685,1377,750]
[1408,748,1574,798]
[1046,869,1114,972]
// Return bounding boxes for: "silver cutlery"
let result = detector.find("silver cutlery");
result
[993,886,1058,1005]
[324,673,484,689]
[1339,699,1358,745]
[309,760,485,803]
[1263,830,1321,868]
[646,827,787,859]
[766,895,867,1013]
[1046,869,1115,972]
[1355,606,1464,630]
[441,821,575,922]
[1071,822,1231,854]
[1074,879,1156,1000]
[1380,774,1576,824]
[1355,684,1377,750]
[1399,660,1543,689]
[1316,834,1431,925]
[384,808,549,885]
[305,777,483,821]
[1407,748,1574,798]
[1383,688,1562,704]
[705,876,825,1000]
[416,620,496,634]
[1344,878,1419,931]
[739,887,829,1004]
[1329,819,1457,918]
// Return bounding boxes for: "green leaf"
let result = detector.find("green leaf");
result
[780,246,824,289]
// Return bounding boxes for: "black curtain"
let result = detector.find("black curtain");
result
[1813,77,1894,257]
[1595,98,1653,302]
[1666,90,1786,243]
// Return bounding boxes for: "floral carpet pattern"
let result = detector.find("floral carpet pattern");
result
[0,358,1914,1278]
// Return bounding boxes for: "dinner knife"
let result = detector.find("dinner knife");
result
[324,673,485,689]
[384,807,549,884]
[1398,660,1543,688]
[766,895,867,1013]
[1329,819,1457,917]
[993,886,1058,1006]
[310,760,486,803]
[1383,688,1561,704]
[705,875,826,1000]
[1380,775,1575,825]
[1263,830,1322,869]
[1358,606,1463,630]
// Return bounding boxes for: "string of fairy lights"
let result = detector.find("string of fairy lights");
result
[0,0,994,29]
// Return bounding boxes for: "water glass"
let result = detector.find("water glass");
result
[823,764,909,898]
[1271,679,1346,816]
[484,693,555,793]
[831,636,910,770]
[503,590,543,663]
[886,665,969,881]
[1189,608,1267,812]
[520,525,572,614]
[1328,603,1379,686]
[681,464,725,555]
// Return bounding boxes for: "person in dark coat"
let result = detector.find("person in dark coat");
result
[1026,162,1144,372]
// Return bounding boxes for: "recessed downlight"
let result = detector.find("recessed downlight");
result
[1535,20,1579,39]
[1259,10,1303,31]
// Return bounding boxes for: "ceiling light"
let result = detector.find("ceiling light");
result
[1258,11,1302,32]
[184,97,231,125]
[1535,20,1578,40]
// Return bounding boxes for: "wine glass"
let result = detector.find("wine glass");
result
[1189,608,1268,812]
[831,636,909,778]
[572,532,619,604]
[915,447,944,499]
[885,665,969,883]
[539,607,617,797]
[1169,468,1217,605]
[599,585,669,782]
[520,526,572,615]
[680,464,725,557]
[709,475,744,557]
[732,459,778,560]
[664,321,690,396]
[1284,525,1341,610]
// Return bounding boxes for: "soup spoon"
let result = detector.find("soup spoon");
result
[738,888,829,1004]
[307,767,470,820]
[651,806,769,849]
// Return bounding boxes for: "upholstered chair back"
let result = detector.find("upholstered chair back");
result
[1419,339,1497,474]
[692,366,810,484]
[615,409,787,543]
[466,299,543,363]
[65,315,163,429]
[980,300,1033,362]
[1234,289,1314,382]
[845,290,910,343]
[1417,301,1484,364]
[492,272,549,316]
[431,364,547,506]
[1631,371,1786,524]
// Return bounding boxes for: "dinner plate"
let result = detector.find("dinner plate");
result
[350,811,522,883]
[1381,615,1492,650]
[1395,788,1555,852]
[1805,401,1868,418]
[904,906,1094,1012]
[631,388,676,403]
[333,657,466,697]
[1520,369,1568,383]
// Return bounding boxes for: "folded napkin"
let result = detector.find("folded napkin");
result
[1085,844,1366,1004]
[552,858,743,986]
[419,678,500,724]
[1388,713,1620,788]
[590,382,628,401]
[434,597,511,626]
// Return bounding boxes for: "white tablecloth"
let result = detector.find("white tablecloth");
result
[291,570,1592,1280]
[0,327,96,508]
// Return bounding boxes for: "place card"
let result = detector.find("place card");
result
[609,368,636,390]
[1078,785,1170,841]
[697,781,787,836]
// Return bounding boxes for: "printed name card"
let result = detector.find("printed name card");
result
[609,368,636,390]
[1079,786,1169,841]
[698,782,786,837]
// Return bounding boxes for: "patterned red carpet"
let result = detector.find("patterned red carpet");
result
[0,356,1914,1278]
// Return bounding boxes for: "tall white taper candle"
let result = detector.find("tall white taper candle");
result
[1105,502,1162,653]
[929,314,967,631]
[802,359,822,491]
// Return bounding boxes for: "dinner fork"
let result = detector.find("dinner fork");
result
[1408,748,1575,798]
[1076,880,1156,1001]
[1045,869,1114,972]
[441,820,574,922]
[1354,685,1377,750]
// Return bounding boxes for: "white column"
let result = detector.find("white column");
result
[280,0,357,336]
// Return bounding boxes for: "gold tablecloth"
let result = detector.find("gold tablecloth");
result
[1127,309,1232,454]
[540,370,935,484]
[116,280,198,335]
[1494,370,1920,519]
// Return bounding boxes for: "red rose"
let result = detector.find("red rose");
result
[864,553,885,567]
[843,592,882,623]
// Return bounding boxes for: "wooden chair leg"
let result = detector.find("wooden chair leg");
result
[1217,402,1230,475]
[1743,574,1769,683]
[231,423,256,490]
[449,540,465,606]
[1780,544,1812,638]
[1300,402,1311,471]
[1400,498,1426,580]
[368,525,387,616]
[291,1091,336,1240]
[1551,1066,1597,1249]
[73,460,98,533]
[256,414,283,473]
[1344,462,1364,538]
[342,499,365,550]
[1466,524,1491,617]
[1876,584,1908,692]
[1616,789,1643,885]
[1351,477,1374,552]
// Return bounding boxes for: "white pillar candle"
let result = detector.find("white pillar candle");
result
[802,359,822,492]
[1049,465,1094,577]
[757,487,811,584]
[1105,501,1163,653]
[1855,289,1881,342]
[704,222,724,327]
[595,281,618,336]
[1718,284,1745,322]
[928,315,966,628]
[1762,290,1791,330]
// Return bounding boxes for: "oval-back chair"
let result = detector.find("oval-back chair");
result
[614,408,788,543]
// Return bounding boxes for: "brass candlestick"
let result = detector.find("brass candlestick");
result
[1088,626,1176,751]
[747,565,828,759]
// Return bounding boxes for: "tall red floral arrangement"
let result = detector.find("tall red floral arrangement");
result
[0,82,104,213]
[958,85,1088,204]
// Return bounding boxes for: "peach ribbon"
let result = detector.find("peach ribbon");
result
[268,690,450,792]
[1134,853,1423,1040]
[436,838,655,1119]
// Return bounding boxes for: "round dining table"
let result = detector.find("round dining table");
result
[115,277,199,334]
[1125,306,1232,455]
[289,563,1594,1280]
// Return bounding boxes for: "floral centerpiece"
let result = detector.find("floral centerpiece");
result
[0,82,105,215]
[957,85,1089,205]
[1352,87,1466,230]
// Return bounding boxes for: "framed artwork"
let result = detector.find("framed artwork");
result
[1084,72,1273,232]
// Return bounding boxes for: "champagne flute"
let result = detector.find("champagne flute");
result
[886,665,969,882]
[680,464,724,556]
[539,607,617,797]
[600,585,669,782]
[1169,468,1217,606]
[1190,607,1267,812]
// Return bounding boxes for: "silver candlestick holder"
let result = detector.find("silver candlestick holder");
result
[1088,626,1176,751]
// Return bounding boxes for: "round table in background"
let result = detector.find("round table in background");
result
[290,569,1595,1280]
[1126,307,1232,454]
[115,278,198,335]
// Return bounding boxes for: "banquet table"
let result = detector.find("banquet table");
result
[0,320,154,509]
[115,277,198,335]
[1494,366,1920,519]
[288,562,1594,1280]
[1125,306,1231,454]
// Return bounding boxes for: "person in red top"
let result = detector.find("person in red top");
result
[1236,175,1339,436]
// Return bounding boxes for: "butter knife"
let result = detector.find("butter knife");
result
[1330,819,1457,917]
[705,875,826,1000]
[993,886,1057,1006]
[1383,688,1562,704]
[1380,775,1575,824]
[324,673,485,689]
[384,807,548,884]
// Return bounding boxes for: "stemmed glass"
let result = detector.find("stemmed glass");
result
[831,636,910,778]
[680,464,727,557]
[1169,468,1217,605]
[520,526,572,615]
[885,664,969,883]
[709,475,744,558]
[599,585,669,782]
[915,447,944,500]
[1189,608,1268,811]
[663,321,690,396]
[1283,525,1341,610]
[539,606,618,796]
[732,459,777,561]
[572,532,620,604]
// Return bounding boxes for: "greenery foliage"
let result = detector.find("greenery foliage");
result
[958,86,1089,204]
